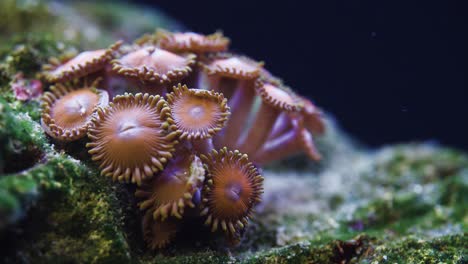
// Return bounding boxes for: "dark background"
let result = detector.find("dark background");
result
[132,0,467,149]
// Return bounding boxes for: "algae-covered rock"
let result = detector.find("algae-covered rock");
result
[0,0,181,52]
[0,1,466,263]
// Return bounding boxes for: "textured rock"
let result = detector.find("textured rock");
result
[0,1,466,263]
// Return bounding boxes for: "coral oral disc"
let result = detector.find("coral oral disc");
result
[41,82,109,141]
[103,109,160,165]
[200,148,264,236]
[225,182,243,202]
[53,89,99,127]
[166,84,230,140]
[86,93,179,185]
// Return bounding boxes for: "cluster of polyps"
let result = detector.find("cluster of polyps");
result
[39,30,324,249]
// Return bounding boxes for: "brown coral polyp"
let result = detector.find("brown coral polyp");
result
[41,81,109,141]
[86,93,179,185]
[166,84,230,140]
[200,148,263,237]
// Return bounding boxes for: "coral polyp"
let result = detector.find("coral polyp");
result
[136,146,205,220]
[166,84,230,140]
[42,41,122,82]
[200,148,263,238]
[156,30,230,53]
[202,54,262,81]
[86,93,179,185]
[111,46,196,84]
[41,80,109,141]
[256,82,303,112]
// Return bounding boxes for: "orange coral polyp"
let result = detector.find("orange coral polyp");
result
[200,148,263,236]
[111,46,196,83]
[166,84,230,140]
[41,82,108,141]
[86,93,179,185]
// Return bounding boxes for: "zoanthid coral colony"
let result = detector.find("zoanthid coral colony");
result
[39,30,326,249]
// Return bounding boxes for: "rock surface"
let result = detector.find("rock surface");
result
[0,1,466,263]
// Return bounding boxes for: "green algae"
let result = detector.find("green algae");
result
[0,157,133,263]
[363,234,467,263]
[367,144,468,190]
[0,33,69,77]
[0,155,77,228]
[70,1,183,49]
[0,0,54,41]
[0,32,72,123]
[144,252,233,264]
[0,98,48,175]
[356,146,468,234]
[243,233,467,264]
[0,64,10,89]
